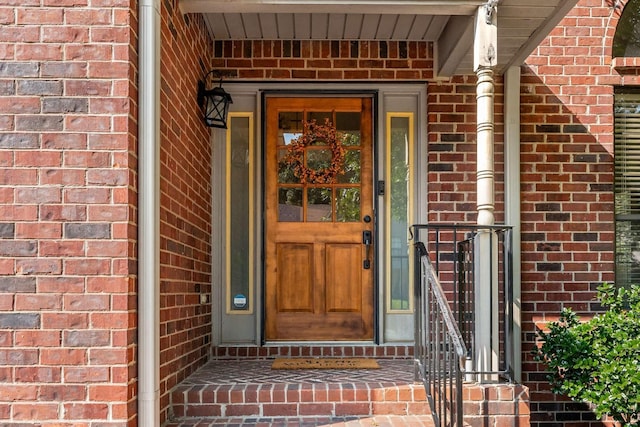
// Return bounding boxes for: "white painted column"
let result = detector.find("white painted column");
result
[476,68,495,228]
[473,0,499,382]
[139,0,161,424]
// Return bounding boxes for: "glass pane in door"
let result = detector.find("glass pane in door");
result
[307,188,332,222]
[276,108,366,224]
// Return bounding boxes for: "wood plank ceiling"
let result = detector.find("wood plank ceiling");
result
[179,0,580,76]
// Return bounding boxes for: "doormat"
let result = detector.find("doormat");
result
[271,358,379,370]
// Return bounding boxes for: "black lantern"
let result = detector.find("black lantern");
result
[197,70,233,129]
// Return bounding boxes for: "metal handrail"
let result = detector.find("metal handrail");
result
[420,244,468,362]
[414,242,467,427]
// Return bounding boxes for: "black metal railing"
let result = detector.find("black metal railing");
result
[411,224,514,426]
[414,241,467,427]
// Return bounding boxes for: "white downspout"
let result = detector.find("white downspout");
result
[138,0,161,425]
[504,66,522,383]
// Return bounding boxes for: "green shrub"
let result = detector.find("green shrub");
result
[533,283,640,426]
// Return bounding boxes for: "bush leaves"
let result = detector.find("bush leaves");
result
[533,283,640,426]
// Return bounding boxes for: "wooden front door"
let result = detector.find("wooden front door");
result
[265,96,374,341]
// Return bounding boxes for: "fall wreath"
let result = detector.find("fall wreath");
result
[283,119,345,184]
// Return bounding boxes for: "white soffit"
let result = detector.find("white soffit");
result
[180,0,580,76]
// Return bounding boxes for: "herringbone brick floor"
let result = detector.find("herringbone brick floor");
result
[176,359,416,385]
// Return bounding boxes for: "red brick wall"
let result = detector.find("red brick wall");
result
[211,40,434,80]
[0,0,214,423]
[157,2,215,424]
[0,0,136,424]
[427,75,505,225]
[522,0,639,425]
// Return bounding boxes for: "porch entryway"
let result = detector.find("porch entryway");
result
[174,88,432,424]
[214,84,424,345]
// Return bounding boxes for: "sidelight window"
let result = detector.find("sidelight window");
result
[386,113,414,312]
[226,113,254,313]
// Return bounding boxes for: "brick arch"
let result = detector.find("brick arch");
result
[593,0,624,61]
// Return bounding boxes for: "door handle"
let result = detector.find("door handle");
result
[363,230,372,269]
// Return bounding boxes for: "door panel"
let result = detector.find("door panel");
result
[276,243,313,312]
[265,96,374,341]
[325,244,362,313]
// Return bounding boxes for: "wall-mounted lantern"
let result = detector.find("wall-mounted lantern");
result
[197,70,233,129]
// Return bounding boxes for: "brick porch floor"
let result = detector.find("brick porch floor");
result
[166,346,434,426]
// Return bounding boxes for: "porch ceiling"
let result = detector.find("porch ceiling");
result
[179,0,579,77]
